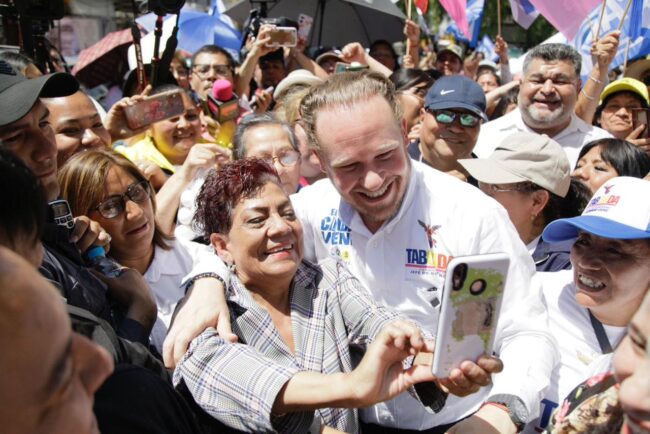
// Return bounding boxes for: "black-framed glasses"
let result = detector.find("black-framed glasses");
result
[428,109,481,128]
[260,150,301,168]
[94,180,151,219]
[192,64,233,77]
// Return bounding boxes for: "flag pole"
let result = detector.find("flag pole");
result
[594,0,607,43]
[497,0,502,36]
[622,38,632,73]
[617,0,633,31]
[406,0,412,61]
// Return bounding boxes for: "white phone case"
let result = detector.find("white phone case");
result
[430,253,510,378]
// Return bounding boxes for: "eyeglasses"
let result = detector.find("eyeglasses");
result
[260,151,300,168]
[94,180,151,219]
[428,109,481,128]
[478,182,535,196]
[192,64,233,77]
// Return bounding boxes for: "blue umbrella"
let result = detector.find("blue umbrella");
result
[136,5,242,59]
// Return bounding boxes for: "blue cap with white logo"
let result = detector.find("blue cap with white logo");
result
[424,75,488,122]
[543,177,650,242]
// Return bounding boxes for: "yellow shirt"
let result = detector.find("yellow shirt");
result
[114,135,176,173]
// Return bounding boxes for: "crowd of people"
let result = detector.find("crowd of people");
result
[1,11,650,434]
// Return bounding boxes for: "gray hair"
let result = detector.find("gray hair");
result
[522,43,582,77]
[232,113,299,160]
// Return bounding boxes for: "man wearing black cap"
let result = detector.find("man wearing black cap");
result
[410,75,487,184]
[0,62,156,344]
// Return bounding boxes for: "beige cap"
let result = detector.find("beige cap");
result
[273,69,324,100]
[459,132,571,197]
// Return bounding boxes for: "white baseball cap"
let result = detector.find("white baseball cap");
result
[543,176,650,241]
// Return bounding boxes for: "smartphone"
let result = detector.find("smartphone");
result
[297,14,313,45]
[266,26,297,48]
[49,199,75,231]
[124,89,186,130]
[431,253,509,378]
[334,61,369,73]
[632,108,650,139]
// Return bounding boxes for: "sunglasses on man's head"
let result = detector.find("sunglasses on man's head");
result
[428,109,481,127]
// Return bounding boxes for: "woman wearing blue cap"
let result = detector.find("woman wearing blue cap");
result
[524,176,650,433]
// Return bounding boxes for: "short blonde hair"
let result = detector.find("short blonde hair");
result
[299,70,403,150]
[58,150,172,250]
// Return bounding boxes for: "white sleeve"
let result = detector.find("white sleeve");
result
[290,189,318,263]
[180,243,231,288]
[471,206,559,419]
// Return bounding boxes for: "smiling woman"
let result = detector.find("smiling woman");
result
[523,176,650,433]
[174,158,445,433]
[58,150,209,352]
[42,91,111,167]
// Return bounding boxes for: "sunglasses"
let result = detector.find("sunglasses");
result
[428,109,481,128]
[94,180,151,219]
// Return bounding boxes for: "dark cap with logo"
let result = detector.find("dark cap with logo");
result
[424,75,488,121]
[0,59,79,127]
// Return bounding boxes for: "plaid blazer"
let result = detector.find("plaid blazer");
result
[174,258,411,433]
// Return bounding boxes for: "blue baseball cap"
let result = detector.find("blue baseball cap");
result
[543,177,650,242]
[424,75,488,121]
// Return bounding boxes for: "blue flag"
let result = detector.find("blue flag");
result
[569,0,650,77]
[444,0,485,47]
[477,35,498,61]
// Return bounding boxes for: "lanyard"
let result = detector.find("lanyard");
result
[588,309,613,354]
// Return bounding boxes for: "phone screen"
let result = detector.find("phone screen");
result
[266,27,297,48]
[124,90,186,130]
[431,253,509,377]
[632,108,650,139]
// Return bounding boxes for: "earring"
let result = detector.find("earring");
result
[228,262,236,274]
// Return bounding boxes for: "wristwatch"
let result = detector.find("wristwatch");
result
[486,394,528,433]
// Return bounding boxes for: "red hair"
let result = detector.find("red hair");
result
[193,158,281,236]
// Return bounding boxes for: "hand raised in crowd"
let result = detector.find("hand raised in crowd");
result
[163,277,237,368]
[404,19,420,46]
[69,215,112,255]
[341,42,367,65]
[104,85,153,141]
[135,159,168,190]
[248,24,277,58]
[591,30,620,70]
[403,53,416,69]
[464,52,481,78]
[625,124,650,153]
[251,87,273,113]
[177,142,231,182]
[494,35,509,63]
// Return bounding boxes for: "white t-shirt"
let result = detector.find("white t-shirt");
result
[473,109,612,167]
[146,238,212,352]
[190,161,556,429]
[524,270,626,433]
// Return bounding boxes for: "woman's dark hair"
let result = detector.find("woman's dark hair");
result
[576,138,650,179]
[541,178,592,226]
[593,90,649,126]
[390,68,435,92]
[0,148,47,248]
[193,159,281,236]
[369,40,398,70]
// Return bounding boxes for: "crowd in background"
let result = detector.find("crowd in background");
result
[1,9,650,434]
